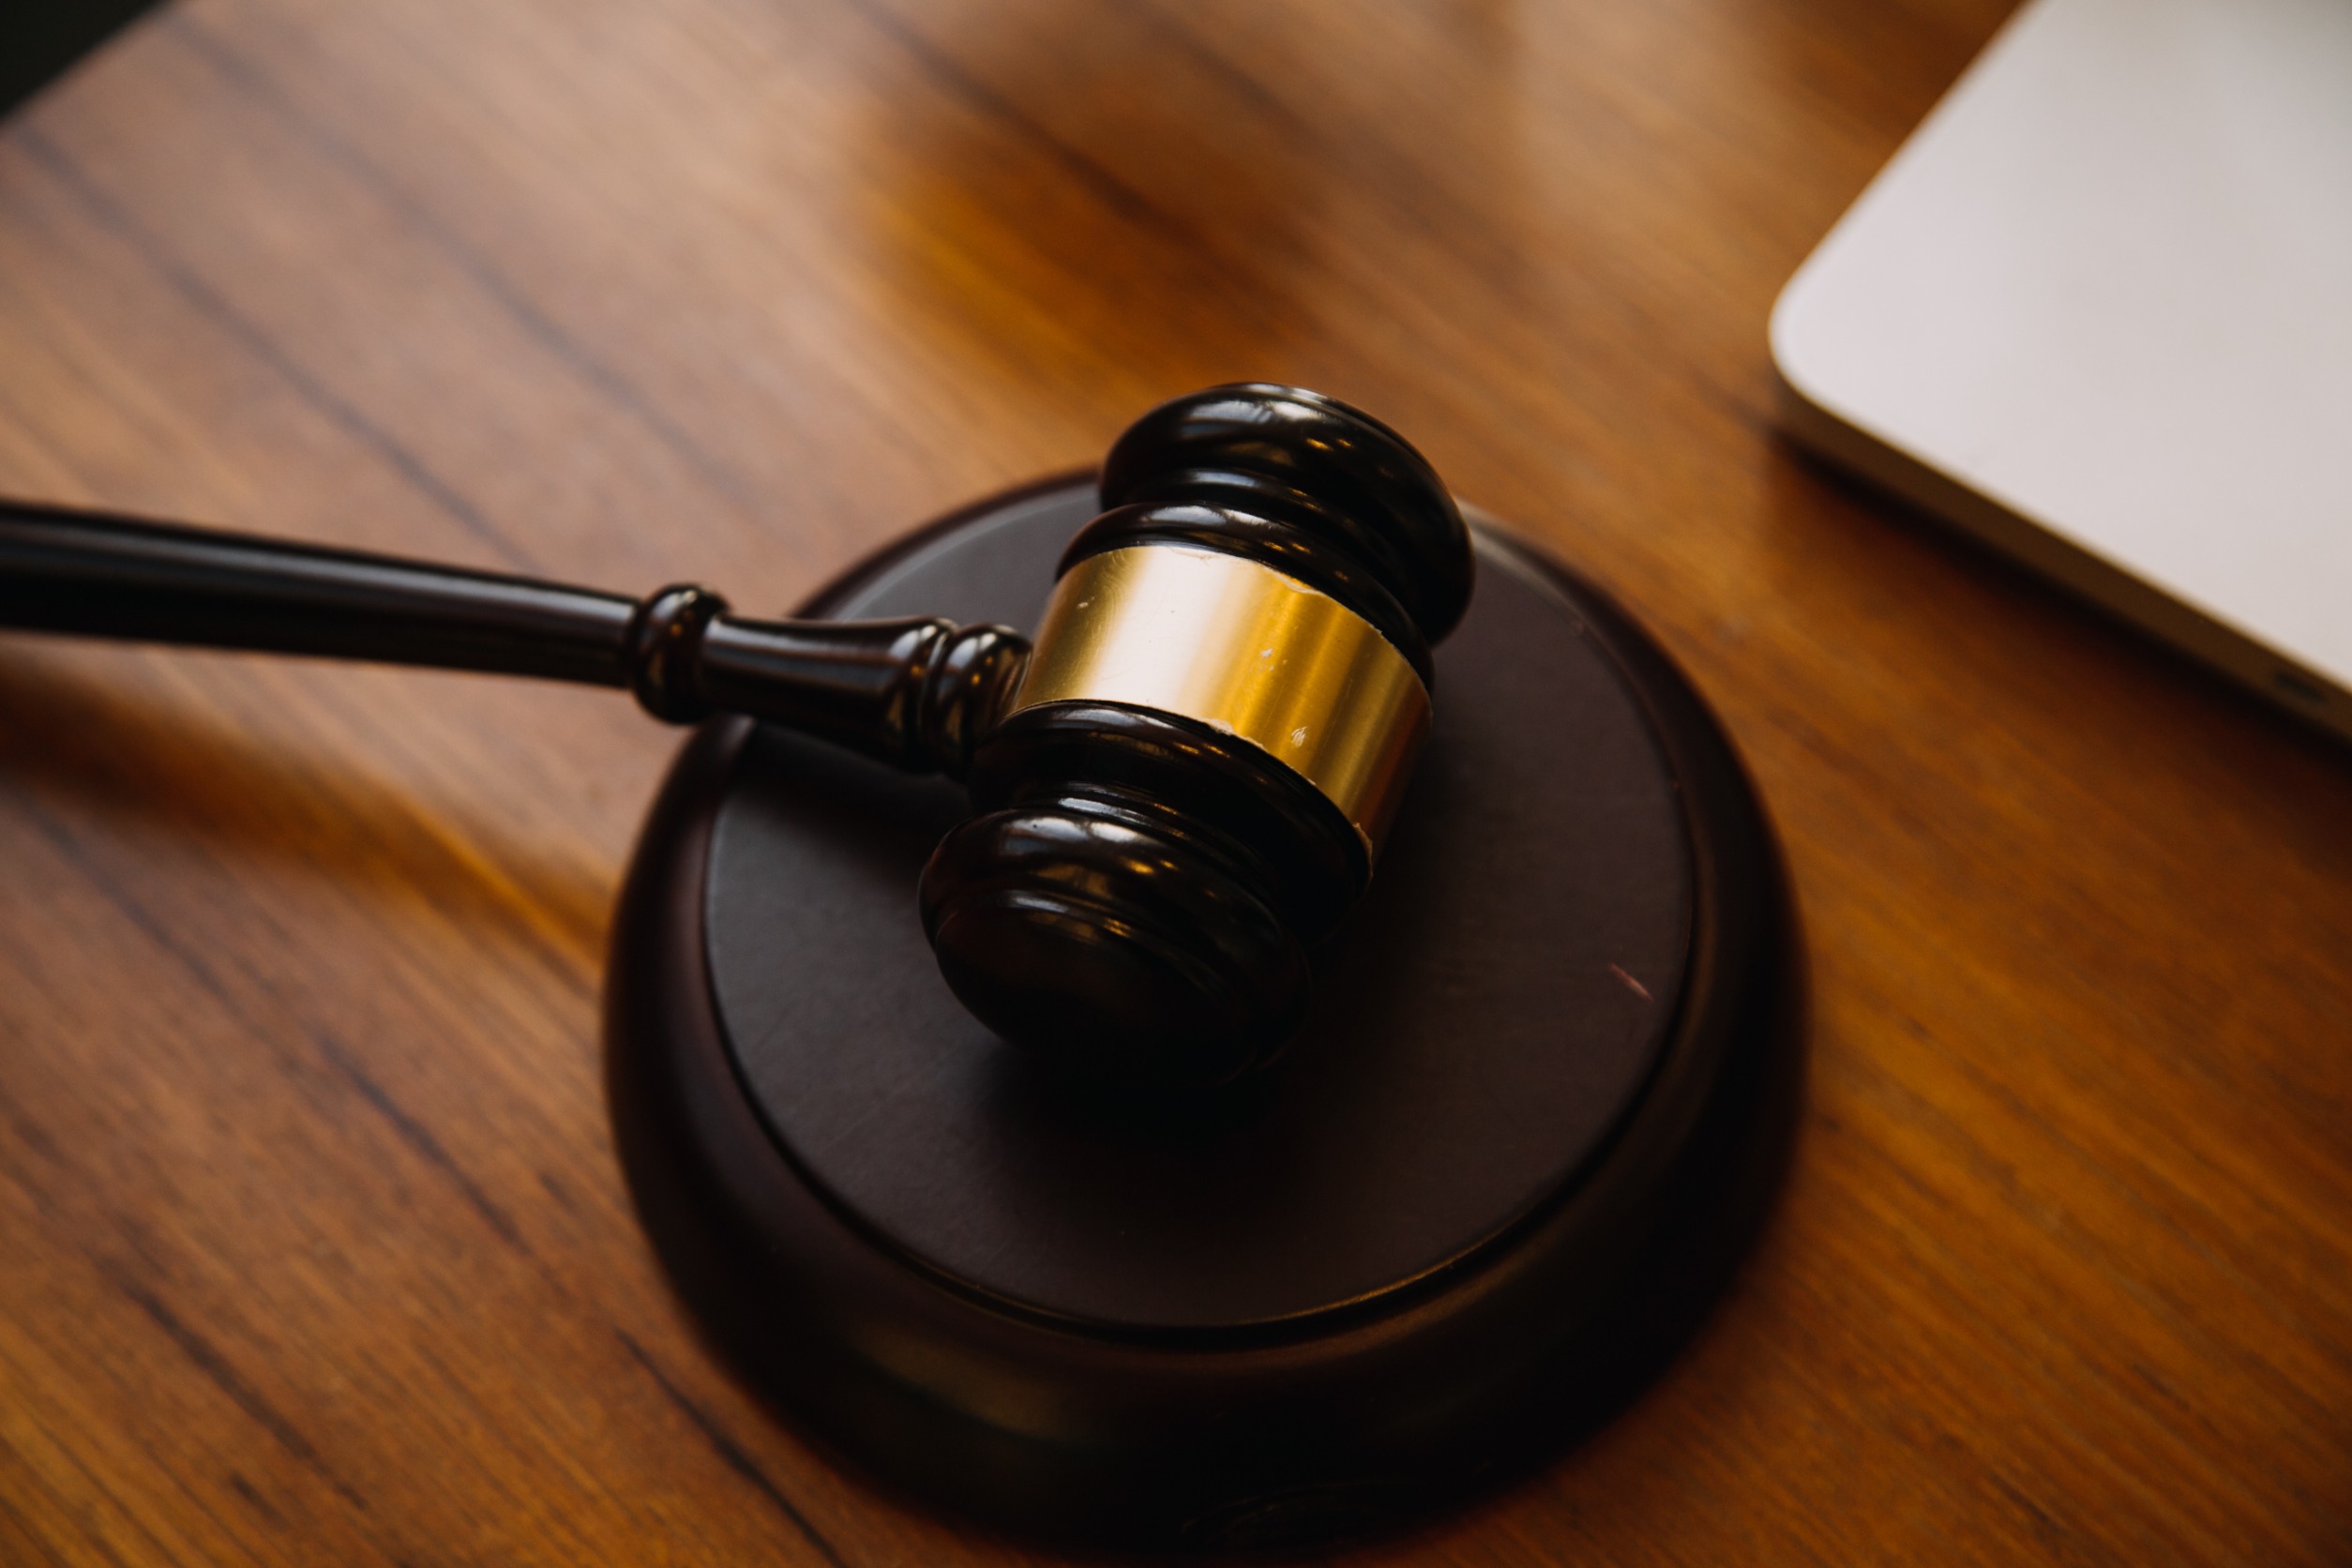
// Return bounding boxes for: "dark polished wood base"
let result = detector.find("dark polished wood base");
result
[603,478,1803,1552]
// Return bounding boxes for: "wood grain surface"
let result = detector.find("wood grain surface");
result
[1,0,2345,1562]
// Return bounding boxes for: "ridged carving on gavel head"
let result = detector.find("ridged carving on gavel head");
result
[920,384,1475,1088]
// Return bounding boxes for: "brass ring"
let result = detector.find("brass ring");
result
[1011,546,1433,855]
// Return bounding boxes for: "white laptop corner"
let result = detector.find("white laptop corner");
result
[1772,0,2352,739]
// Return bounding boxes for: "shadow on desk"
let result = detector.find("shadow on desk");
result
[1,1,159,120]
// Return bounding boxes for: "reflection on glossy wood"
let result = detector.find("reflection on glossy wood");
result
[0,0,2345,1563]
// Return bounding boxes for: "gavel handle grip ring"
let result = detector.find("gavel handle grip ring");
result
[0,497,1028,778]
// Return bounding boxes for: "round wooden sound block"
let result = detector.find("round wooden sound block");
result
[604,478,1802,1551]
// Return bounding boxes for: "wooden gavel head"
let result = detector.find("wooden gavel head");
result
[921,383,1474,1087]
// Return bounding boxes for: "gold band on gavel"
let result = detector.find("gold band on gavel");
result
[1009,546,1433,856]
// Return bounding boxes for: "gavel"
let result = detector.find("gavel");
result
[0,384,1473,1086]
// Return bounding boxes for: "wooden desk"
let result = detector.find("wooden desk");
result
[2,1,2345,1560]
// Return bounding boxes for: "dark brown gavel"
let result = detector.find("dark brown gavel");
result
[0,384,1473,1086]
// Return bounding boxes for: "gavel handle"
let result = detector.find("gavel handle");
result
[0,498,1029,777]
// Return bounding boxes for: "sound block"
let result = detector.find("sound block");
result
[604,477,1802,1552]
